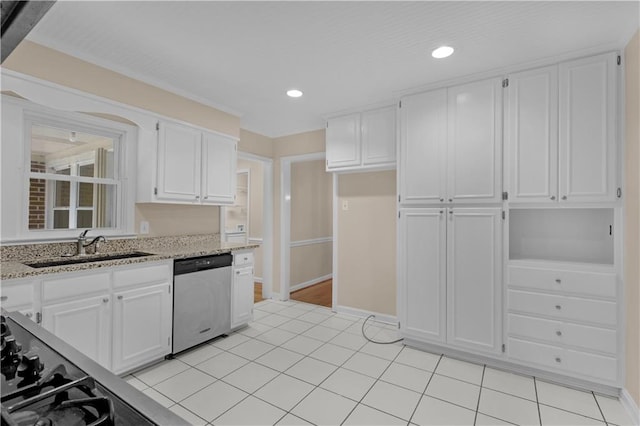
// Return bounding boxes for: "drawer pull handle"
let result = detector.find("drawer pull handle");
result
[555,305,562,310]
[556,331,562,336]
[555,279,561,284]
[555,357,562,363]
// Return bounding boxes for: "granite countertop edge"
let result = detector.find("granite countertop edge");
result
[1,242,259,280]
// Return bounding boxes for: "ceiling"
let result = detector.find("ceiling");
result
[25,1,639,138]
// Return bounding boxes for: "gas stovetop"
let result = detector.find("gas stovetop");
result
[0,314,154,426]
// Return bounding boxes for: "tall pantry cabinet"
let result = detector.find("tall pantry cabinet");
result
[398,51,622,387]
[398,77,504,355]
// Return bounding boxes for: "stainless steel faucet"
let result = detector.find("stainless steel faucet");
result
[76,230,107,256]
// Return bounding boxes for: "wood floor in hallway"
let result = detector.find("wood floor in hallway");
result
[290,279,332,308]
[253,280,333,308]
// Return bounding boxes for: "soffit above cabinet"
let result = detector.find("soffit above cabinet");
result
[21,1,639,138]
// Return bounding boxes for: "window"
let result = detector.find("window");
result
[0,95,137,242]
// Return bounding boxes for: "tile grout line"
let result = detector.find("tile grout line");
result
[473,364,486,425]
[534,377,542,426]
[592,391,610,425]
[407,353,444,425]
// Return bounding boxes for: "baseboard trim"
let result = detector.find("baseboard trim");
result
[620,388,640,425]
[334,305,397,325]
[290,274,332,293]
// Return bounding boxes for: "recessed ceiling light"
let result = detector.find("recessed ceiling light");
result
[287,89,303,98]
[432,46,454,59]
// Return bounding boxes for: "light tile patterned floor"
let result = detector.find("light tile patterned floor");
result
[124,299,635,426]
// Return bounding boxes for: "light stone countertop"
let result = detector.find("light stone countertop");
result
[0,234,258,280]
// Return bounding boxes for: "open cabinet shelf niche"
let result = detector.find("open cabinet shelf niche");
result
[509,208,614,265]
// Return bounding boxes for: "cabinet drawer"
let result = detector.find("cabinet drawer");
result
[509,266,616,298]
[42,272,110,302]
[113,262,171,289]
[508,338,617,383]
[233,251,253,267]
[508,290,616,326]
[1,279,36,309]
[508,313,616,355]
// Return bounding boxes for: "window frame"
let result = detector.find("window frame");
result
[1,95,137,242]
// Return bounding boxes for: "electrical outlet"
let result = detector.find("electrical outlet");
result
[140,221,149,234]
[342,200,349,211]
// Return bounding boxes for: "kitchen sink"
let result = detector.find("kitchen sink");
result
[24,251,154,268]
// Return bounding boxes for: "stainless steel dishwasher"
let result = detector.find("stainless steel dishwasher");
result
[172,253,232,354]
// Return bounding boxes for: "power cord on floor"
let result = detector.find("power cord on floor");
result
[361,314,404,344]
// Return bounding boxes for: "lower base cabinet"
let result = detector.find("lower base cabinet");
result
[42,294,112,369]
[112,282,172,374]
[38,261,173,374]
[231,250,254,329]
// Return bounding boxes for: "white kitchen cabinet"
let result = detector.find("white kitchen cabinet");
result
[156,121,202,202]
[326,106,395,172]
[506,52,618,204]
[112,282,172,374]
[140,120,237,205]
[559,52,617,203]
[37,261,173,374]
[506,260,620,385]
[398,209,446,342]
[399,78,502,205]
[0,278,39,321]
[399,207,502,355]
[202,131,237,204]
[42,294,111,368]
[231,250,254,329]
[506,66,559,203]
[399,89,447,205]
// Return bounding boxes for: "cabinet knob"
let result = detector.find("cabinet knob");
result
[555,279,561,284]
[555,357,562,363]
[555,305,562,310]
[561,196,567,200]
[236,270,241,275]
[0,296,7,302]
[448,198,453,202]
[195,196,200,200]
[103,298,109,303]
[550,196,556,200]
[556,330,562,336]
[25,312,32,318]
[440,198,444,202]
[204,196,208,200]
[439,210,444,214]
[117,295,123,300]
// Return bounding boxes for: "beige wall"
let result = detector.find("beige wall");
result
[135,204,219,237]
[624,29,640,408]
[271,130,326,294]
[239,129,274,159]
[291,160,332,241]
[337,171,396,316]
[290,159,333,288]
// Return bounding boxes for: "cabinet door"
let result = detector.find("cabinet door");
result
[447,208,502,353]
[202,132,237,205]
[447,78,503,203]
[398,209,446,342]
[112,283,172,374]
[1,278,38,320]
[42,295,111,368]
[399,89,447,205]
[231,266,254,329]
[559,52,617,202]
[362,106,396,166]
[507,66,559,203]
[326,114,361,170]
[157,122,202,202]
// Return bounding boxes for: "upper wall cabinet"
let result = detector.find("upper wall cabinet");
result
[326,105,396,172]
[399,78,503,206]
[506,52,618,204]
[138,120,237,205]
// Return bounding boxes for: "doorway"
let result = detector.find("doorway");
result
[280,153,333,308]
